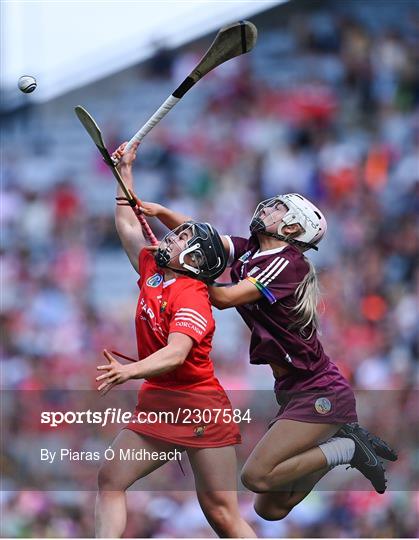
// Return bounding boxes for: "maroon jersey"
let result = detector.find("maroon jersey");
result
[227,235,329,373]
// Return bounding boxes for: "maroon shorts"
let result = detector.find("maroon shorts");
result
[270,361,358,427]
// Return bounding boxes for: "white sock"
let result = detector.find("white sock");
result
[318,437,355,467]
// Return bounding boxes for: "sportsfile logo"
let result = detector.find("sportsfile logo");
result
[174,308,207,336]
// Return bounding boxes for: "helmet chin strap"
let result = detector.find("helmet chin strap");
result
[251,217,318,251]
[259,230,318,251]
[165,265,196,277]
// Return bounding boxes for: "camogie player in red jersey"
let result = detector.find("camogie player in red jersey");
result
[94,142,256,538]
[139,193,398,521]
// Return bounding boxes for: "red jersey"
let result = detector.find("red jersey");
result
[126,249,241,448]
[124,249,241,448]
[135,249,216,388]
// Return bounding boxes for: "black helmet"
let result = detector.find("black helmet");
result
[155,221,227,283]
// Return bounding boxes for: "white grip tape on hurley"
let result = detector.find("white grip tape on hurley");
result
[125,95,180,152]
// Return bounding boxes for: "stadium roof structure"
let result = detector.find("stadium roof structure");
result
[1,0,286,106]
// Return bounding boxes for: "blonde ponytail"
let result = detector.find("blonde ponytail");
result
[292,257,320,338]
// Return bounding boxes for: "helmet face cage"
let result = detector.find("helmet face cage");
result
[155,222,227,282]
[250,194,327,249]
[250,196,285,235]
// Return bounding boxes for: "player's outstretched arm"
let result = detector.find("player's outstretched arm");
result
[208,280,262,309]
[113,142,146,273]
[96,333,193,395]
[141,206,232,262]
[140,202,192,230]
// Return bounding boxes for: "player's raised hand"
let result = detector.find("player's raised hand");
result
[111,141,140,168]
[96,349,132,395]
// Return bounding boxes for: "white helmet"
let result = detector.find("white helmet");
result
[250,193,327,250]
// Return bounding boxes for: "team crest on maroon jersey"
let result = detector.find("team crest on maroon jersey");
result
[147,273,163,287]
[314,397,332,414]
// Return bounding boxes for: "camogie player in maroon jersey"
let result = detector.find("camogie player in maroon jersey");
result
[140,193,397,521]
[95,142,256,538]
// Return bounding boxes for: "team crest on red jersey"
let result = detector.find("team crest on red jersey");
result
[194,425,206,437]
[147,273,163,287]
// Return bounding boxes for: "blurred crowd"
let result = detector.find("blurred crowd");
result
[1,0,418,537]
